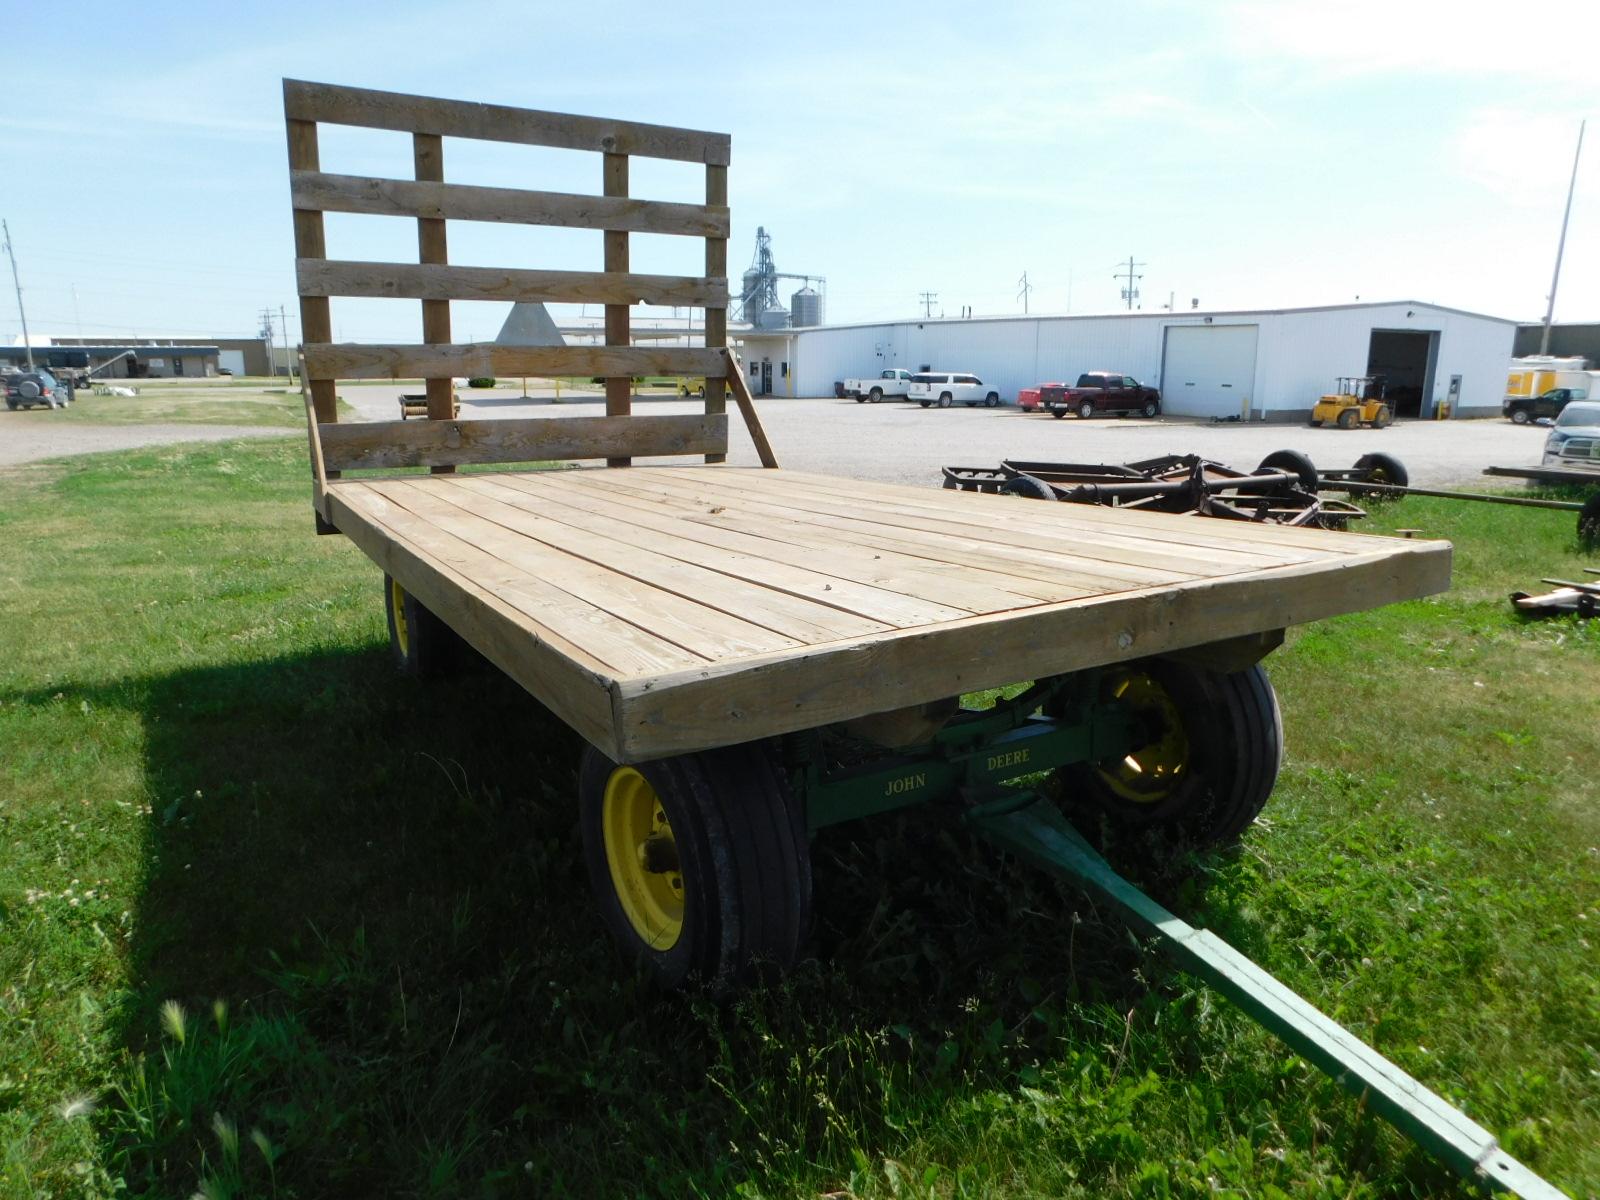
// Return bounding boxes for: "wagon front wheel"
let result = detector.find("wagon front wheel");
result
[1060,659,1281,845]
[579,743,811,989]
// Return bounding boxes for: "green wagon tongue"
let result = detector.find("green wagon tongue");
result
[965,798,1570,1200]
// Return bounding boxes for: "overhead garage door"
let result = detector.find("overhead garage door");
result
[218,349,247,376]
[1160,325,1259,418]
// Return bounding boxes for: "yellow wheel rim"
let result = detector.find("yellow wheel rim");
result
[390,578,411,658]
[601,767,684,950]
[1097,671,1190,805]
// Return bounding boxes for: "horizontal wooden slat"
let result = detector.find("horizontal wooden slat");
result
[284,78,730,165]
[291,171,728,237]
[303,342,726,382]
[319,413,728,471]
[297,259,727,308]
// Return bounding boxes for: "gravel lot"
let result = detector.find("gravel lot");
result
[0,420,285,468]
[343,385,1551,488]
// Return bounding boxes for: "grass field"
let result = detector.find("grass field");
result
[0,436,1596,1198]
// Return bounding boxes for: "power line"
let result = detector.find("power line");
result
[919,291,938,318]
[1016,271,1033,315]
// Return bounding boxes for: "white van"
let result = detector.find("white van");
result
[908,372,1002,409]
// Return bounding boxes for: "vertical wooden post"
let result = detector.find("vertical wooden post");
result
[414,132,455,473]
[603,152,630,467]
[704,163,728,464]
[286,118,337,430]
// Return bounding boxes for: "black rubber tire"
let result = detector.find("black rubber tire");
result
[855,396,865,403]
[1355,452,1409,488]
[920,400,930,409]
[869,387,883,403]
[1257,449,1319,493]
[579,742,811,990]
[1309,419,1323,428]
[1336,408,1358,430]
[998,473,1055,501]
[680,386,691,397]
[4,399,15,411]
[696,385,706,399]
[1510,408,1530,425]
[1142,400,1159,418]
[986,393,999,408]
[383,574,459,677]
[1579,494,1600,550]
[1372,405,1392,428]
[1061,659,1282,845]
[939,393,953,409]
[1077,400,1095,419]
[1051,408,1066,419]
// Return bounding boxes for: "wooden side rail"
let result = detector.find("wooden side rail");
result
[318,413,727,472]
[284,79,730,164]
[285,80,744,470]
[303,343,726,382]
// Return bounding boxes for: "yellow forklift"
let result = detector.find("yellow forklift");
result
[1310,375,1393,429]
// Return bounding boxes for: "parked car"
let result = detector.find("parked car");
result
[4,369,70,410]
[909,372,1001,409]
[1505,387,1586,425]
[1041,372,1161,419]
[1541,400,1600,470]
[844,368,914,403]
[1018,386,1048,411]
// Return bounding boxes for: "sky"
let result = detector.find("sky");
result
[3,0,1598,348]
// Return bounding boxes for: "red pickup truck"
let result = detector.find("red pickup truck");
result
[1041,372,1162,419]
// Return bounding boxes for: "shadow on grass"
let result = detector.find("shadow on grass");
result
[47,646,1461,1197]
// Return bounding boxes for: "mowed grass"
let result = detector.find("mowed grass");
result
[0,438,1596,1198]
[13,386,322,428]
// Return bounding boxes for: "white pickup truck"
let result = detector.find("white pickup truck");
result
[843,368,914,403]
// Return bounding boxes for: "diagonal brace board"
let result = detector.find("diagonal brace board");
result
[967,800,1570,1200]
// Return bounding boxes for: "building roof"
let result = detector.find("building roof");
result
[742,299,1520,336]
[0,344,219,357]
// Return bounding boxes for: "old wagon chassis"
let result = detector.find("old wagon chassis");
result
[281,81,1562,1197]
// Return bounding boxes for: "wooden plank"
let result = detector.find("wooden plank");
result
[610,542,1455,760]
[334,483,701,678]
[318,413,727,471]
[479,472,1054,613]
[297,259,728,308]
[652,469,1308,575]
[704,163,728,464]
[604,152,630,468]
[723,348,779,469]
[322,484,619,751]
[289,171,728,237]
[438,477,893,643]
[370,480,802,661]
[553,470,1122,604]
[302,342,726,382]
[285,119,337,428]
[283,78,731,165]
[413,132,456,457]
[485,473,974,626]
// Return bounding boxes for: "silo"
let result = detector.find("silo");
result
[790,286,822,327]
[757,306,791,331]
[740,268,763,319]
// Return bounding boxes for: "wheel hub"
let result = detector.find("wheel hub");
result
[601,767,684,949]
[1095,671,1189,804]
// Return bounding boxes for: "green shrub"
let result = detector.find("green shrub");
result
[465,377,495,389]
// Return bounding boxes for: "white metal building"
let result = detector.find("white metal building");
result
[736,301,1517,421]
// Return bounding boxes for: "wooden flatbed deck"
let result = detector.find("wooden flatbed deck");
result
[324,465,1451,761]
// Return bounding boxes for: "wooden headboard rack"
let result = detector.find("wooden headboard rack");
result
[283,79,775,486]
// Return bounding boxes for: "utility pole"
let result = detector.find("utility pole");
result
[259,307,276,378]
[279,304,291,377]
[919,291,938,318]
[2,220,35,371]
[1539,118,1586,356]
[1016,271,1033,314]
[1113,256,1145,311]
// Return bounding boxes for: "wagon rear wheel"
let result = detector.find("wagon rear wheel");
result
[383,575,462,676]
[1060,659,1281,845]
[579,742,811,989]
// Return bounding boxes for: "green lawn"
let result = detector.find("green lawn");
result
[0,438,1595,1198]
